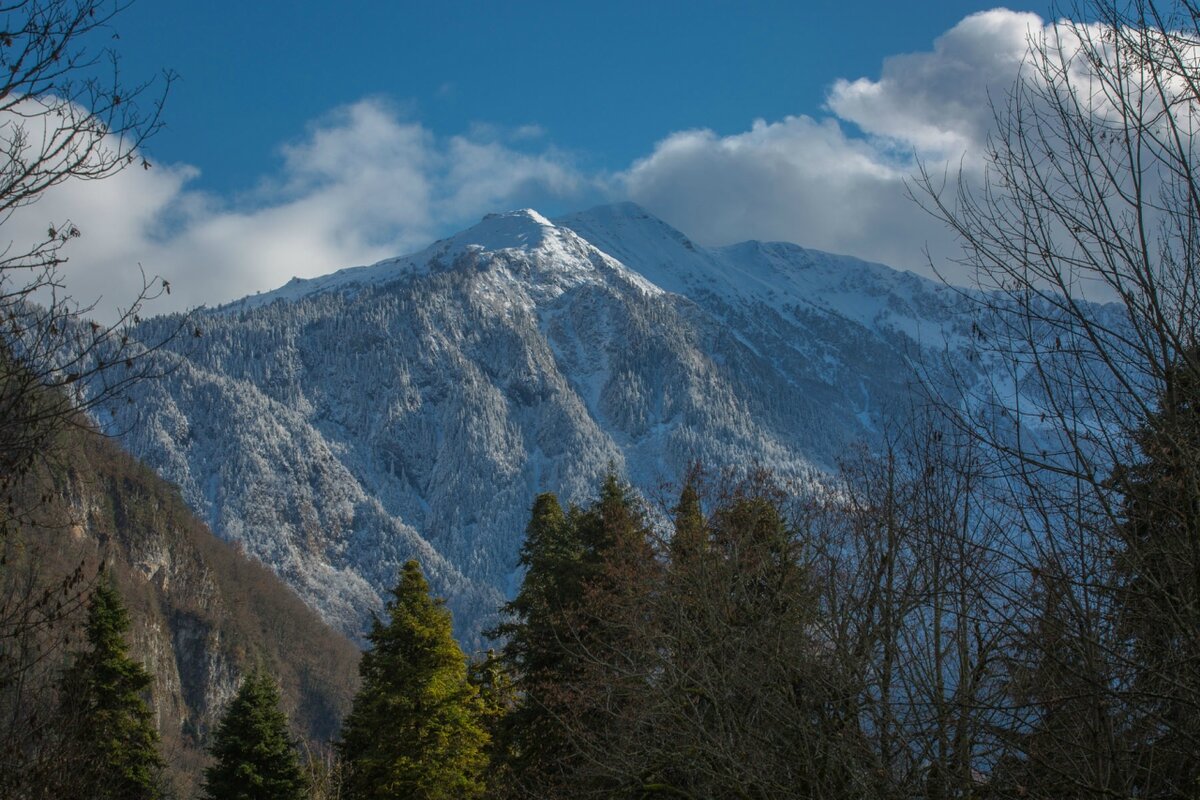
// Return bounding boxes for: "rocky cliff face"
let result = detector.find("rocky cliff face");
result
[102,203,1037,643]
[23,426,360,790]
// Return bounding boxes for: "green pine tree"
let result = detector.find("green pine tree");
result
[495,476,660,798]
[338,559,488,800]
[494,492,582,680]
[59,574,164,800]
[468,648,517,797]
[1111,353,1200,797]
[203,669,306,800]
[669,478,707,563]
[577,472,656,569]
[469,648,516,740]
[491,492,584,798]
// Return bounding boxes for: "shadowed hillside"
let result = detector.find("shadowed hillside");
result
[3,424,360,793]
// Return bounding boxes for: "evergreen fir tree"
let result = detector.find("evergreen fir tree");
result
[669,479,707,563]
[203,669,306,800]
[59,574,164,800]
[576,472,656,570]
[492,492,585,798]
[496,476,661,798]
[497,492,583,678]
[1111,354,1200,797]
[469,648,516,740]
[469,648,517,797]
[997,566,1126,799]
[562,473,660,796]
[338,559,487,800]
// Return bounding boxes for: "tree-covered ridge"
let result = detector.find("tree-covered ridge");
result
[0,420,360,796]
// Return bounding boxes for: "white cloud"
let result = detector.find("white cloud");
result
[622,116,941,271]
[827,10,1043,158]
[621,9,1052,278]
[6,98,587,318]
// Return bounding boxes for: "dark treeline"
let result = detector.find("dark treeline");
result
[184,367,1195,800]
[326,381,1193,800]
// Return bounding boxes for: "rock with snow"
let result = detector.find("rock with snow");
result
[105,203,1037,643]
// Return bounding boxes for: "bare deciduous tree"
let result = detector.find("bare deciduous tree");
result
[0,3,177,796]
[0,0,177,535]
[914,1,1200,795]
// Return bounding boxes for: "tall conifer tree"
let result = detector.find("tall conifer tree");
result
[59,575,164,800]
[669,479,707,563]
[338,560,487,800]
[203,669,306,800]
[497,476,659,797]
[493,492,583,798]
[469,648,517,797]
[1111,354,1200,796]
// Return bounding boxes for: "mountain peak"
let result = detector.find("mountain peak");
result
[575,200,655,220]
[119,197,999,650]
[483,207,552,225]
[559,202,688,238]
[558,203,697,256]
[453,208,559,252]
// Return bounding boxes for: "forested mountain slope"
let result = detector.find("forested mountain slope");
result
[5,425,360,790]
[105,203,1014,642]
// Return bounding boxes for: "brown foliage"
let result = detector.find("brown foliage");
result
[0,422,360,795]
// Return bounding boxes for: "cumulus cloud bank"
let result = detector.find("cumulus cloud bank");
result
[623,9,1046,274]
[13,9,1056,317]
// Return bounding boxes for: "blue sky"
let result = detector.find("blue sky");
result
[115,1,1046,196]
[22,2,1062,315]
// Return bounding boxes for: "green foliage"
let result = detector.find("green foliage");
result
[469,648,516,736]
[203,669,306,800]
[575,473,654,565]
[469,648,517,795]
[669,478,706,563]
[493,476,660,798]
[657,487,846,798]
[497,492,581,674]
[59,575,164,800]
[338,560,488,800]
[490,492,582,797]
[495,472,863,798]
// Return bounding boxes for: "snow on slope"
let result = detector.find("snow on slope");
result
[559,202,969,349]
[110,203,995,643]
[228,209,661,314]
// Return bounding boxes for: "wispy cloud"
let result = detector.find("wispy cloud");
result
[8,99,587,317]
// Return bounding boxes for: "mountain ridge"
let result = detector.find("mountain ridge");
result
[106,202,998,642]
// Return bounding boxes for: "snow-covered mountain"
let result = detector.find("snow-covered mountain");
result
[109,203,990,644]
